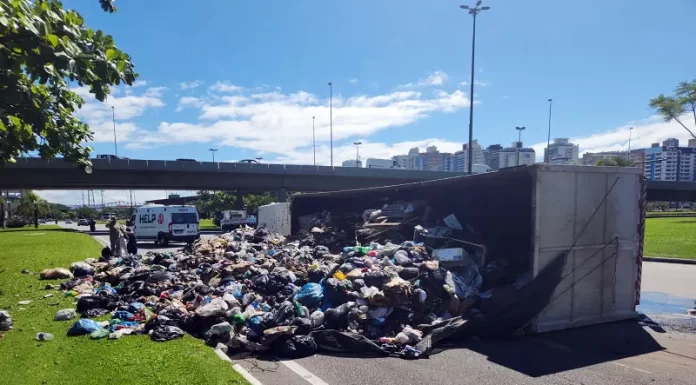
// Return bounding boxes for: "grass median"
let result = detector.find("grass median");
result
[0,227,246,385]
[645,217,696,260]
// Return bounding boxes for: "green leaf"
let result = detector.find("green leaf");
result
[46,33,59,47]
[105,48,116,61]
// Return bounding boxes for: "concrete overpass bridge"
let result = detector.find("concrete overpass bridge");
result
[2,158,696,202]
[0,158,463,201]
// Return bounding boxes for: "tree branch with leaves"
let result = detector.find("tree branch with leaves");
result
[649,80,696,139]
[0,0,137,168]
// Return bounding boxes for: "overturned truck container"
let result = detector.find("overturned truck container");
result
[290,164,644,333]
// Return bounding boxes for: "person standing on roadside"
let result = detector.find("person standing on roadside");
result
[105,216,120,255]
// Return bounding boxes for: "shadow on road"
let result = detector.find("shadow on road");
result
[462,320,663,377]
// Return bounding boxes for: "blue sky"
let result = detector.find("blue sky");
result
[40,0,696,204]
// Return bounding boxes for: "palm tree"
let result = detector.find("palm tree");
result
[648,94,696,139]
[17,192,50,227]
[676,80,696,127]
[595,157,633,167]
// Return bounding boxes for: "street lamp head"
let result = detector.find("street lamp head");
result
[353,141,362,146]
[460,5,469,9]
[328,82,332,86]
[476,0,482,6]
[548,98,552,102]
[481,6,490,10]
[516,126,526,130]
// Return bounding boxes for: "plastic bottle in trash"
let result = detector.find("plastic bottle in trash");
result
[35,332,54,341]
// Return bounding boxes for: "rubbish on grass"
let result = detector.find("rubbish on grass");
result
[0,310,13,331]
[35,332,54,341]
[17,300,32,305]
[55,309,76,321]
[40,268,73,280]
[67,319,103,336]
[37,222,564,360]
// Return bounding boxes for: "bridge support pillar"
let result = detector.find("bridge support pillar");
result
[234,191,245,209]
[277,188,289,202]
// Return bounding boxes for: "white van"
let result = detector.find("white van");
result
[128,204,200,245]
[219,209,249,231]
[365,158,402,169]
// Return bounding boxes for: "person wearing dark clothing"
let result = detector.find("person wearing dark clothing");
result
[89,219,96,232]
[125,228,138,255]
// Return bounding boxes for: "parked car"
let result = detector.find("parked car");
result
[77,218,88,226]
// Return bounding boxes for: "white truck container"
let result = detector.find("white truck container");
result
[289,164,644,333]
[258,202,291,236]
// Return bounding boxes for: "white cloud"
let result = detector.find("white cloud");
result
[530,114,696,161]
[400,71,449,88]
[458,80,489,87]
[132,80,148,88]
[209,82,244,93]
[349,78,358,85]
[127,87,470,154]
[176,96,206,112]
[72,83,166,145]
[180,80,203,90]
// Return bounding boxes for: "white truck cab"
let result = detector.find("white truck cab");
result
[220,209,249,231]
[128,204,200,245]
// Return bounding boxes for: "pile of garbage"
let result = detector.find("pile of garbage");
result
[39,217,564,359]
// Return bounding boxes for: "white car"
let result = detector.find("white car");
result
[129,204,200,245]
[77,219,88,226]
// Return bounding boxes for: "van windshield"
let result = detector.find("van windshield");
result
[171,213,198,224]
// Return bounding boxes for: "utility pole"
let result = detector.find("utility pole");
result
[328,82,333,167]
[209,148,218,162]
[312,116,316,166]
[112,106,118,156]
[627,127,634,162]
[460,1,490,174]
[101,190,104,210]
[515,126,526,166]
[353,141,362,167]
[546,98,553,162]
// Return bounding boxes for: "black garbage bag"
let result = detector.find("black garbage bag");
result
[398,267,420,281]
[60,278,83,291]
[81,308,110,318]
[272,301,295,326]
[352,279,366,291]
[151,325,185,342]
[307,269,327,283]
[323,303,353,330]
[76,296,109,313]
[310,330,387,356]
[363,271,390,288]
[193,284,213,295]
[272,335,318,358]
[322,278,347,305]
[291,317,312,335]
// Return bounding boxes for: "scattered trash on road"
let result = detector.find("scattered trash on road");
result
[39,212,565,359]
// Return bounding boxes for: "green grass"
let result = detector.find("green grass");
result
[0,228,246,385]
[644,217,696,259]
[646,211,696,218]
[199,218,220,231]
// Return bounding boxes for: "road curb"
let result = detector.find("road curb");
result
[643,257,696,265]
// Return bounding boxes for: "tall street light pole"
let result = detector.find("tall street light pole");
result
[546,98,553,162]
[328,82,333,167]
[353,141,362,167]
[312,116,316,166]
[460,1,490,174]
[209,148,218,162]
[515,126,526,166]
[111,106,118,156]
[627,127,634,162]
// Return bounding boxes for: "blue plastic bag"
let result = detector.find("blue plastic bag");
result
[295,283,324,307]
[67,319,103,336]
[113,310,135,320]
[128,302,145,313]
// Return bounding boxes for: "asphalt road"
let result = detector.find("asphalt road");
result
[56,222,696,385]
[57,221,220,253]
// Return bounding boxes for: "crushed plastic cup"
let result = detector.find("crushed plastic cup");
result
[35,332,54,341]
